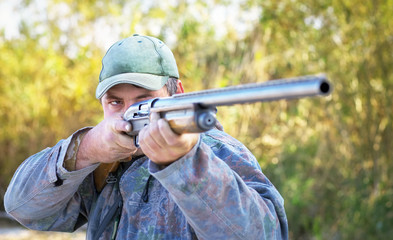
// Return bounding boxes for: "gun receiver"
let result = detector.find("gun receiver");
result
[94,75,331,191]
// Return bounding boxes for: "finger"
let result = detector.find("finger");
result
[116,133,137,150]
[140,122,166,150]
[138,127,158,157]
[157,119,180,146]
[149,112,178,143]
[150,112,160,123]
[113,119,132,133]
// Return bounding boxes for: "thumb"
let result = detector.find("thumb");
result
[113,119,132,133]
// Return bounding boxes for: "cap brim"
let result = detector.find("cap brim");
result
[96,73,169,99]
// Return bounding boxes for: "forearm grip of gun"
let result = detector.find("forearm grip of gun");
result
[163,107,217,134]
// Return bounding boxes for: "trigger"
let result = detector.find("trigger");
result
[134,135,140,147]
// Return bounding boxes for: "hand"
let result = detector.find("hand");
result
[75,116,137,170]
[138,112,199,166]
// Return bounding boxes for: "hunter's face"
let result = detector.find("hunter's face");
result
[101,83,169,119]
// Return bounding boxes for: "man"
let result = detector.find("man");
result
[4,34,288,239]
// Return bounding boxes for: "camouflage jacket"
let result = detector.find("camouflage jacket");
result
[4,128,288,239]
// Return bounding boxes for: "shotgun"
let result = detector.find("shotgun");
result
[94,74,332,191]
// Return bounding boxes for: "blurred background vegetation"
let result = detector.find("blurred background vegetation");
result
[0,0,392,239]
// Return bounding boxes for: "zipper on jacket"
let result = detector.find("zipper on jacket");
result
[111,201,123,240]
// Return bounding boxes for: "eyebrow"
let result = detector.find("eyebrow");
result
[105,93,122,100]
[135,93,156,100]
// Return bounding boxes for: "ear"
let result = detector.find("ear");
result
[176,79,185,94]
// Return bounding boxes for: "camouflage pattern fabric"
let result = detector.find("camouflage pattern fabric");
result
[4,128,288,239]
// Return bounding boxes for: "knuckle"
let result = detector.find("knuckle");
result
[150,124,160,136]
[166,138,178,146]
[157,119,168,132]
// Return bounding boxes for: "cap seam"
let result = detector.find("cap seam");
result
[141,35,165,76]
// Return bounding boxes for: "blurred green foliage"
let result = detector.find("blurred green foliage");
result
[1,0,392,239]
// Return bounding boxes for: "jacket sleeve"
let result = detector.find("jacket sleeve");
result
[149,130,288,240]
[4,129,98,232]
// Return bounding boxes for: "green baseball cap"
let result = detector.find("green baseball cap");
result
[95,34,179,99]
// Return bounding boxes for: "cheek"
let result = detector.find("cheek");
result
[102,108,110,119]
[103,109,111,119]
[102,104,128,119]
[102,105,118,119]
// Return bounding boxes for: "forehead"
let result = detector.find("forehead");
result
[103,83,168,100]
[105,84,145,96]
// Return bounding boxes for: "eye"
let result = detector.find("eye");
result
[109,100,122,105]
[107,100,124,108]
